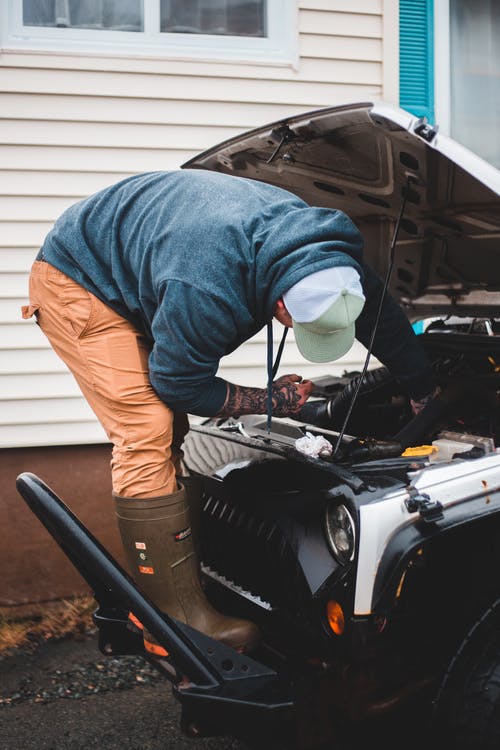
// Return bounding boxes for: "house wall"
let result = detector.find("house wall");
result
[0,0,399,604]
[1,444,121,606]
[0,0,399,450]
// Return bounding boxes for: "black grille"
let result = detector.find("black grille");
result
[200,493,307,611]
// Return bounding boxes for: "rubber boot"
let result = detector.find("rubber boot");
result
[178,474,204,562]
[114,486,260,656]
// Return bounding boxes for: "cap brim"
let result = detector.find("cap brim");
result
[293,322,356,363]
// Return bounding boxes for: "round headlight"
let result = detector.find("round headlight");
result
[324,503,356,564]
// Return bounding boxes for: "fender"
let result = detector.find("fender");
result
[354,453,500,615]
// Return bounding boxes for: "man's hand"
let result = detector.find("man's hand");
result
[216,375,314,419]
[272,374,315,416]
[410,385,441,416]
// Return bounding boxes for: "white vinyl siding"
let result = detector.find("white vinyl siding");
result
[0,0,398,448]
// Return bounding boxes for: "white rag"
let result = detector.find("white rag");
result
[295,432,333,458]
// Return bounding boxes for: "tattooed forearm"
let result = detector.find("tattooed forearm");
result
[217,383,267,418]
[216,380,303,418]
[270,381,301,416]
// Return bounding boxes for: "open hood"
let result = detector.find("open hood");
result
[183,101,500,320]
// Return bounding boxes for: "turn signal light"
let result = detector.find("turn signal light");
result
[326,599,345,636]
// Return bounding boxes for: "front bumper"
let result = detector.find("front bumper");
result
[15,472,295,742]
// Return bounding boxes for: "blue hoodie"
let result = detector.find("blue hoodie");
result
[39,169,432,415]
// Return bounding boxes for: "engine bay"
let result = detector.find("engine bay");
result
[293,317,500,465]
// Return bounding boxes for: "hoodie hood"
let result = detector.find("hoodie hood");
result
[252,204,364,321]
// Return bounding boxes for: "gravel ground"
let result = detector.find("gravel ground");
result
[0,633,244,750]
[1,651,162,706]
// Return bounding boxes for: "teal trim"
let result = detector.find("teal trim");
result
[399,0,435,124]
[412,321,424,334]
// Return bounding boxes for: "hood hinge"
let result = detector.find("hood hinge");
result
[413,119,439,143]
[405,486,444,523]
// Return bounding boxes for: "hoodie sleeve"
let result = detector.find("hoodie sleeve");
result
[355,262,435,399]
[148,280,239,416]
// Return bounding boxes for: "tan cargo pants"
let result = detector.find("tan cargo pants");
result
[23,260,187,498]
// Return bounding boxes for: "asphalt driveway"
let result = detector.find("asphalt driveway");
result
[1,630,433,750]
[0,634,243,750]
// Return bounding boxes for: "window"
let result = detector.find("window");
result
[449,0,500,168]
[2,0,295,64]
[434,0,500,169]
[161,0,265,37]
[22,0,143,32]
[21,0,265,37]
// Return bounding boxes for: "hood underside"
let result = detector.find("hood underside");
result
[183,101,500,320]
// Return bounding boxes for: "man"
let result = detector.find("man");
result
[22,169,435,655]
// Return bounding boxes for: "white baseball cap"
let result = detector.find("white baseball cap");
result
[283,266,365,363]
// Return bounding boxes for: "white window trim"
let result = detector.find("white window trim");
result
[1,0,298,67]
[433,0,451,135]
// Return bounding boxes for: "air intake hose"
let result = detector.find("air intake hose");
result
[297,367,395,429]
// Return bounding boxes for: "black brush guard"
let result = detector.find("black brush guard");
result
[15,472,295,743]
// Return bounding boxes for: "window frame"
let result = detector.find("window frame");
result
[1,0,297,66]
[433,0,451,135]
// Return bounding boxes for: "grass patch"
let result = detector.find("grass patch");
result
[0,595,96,656]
